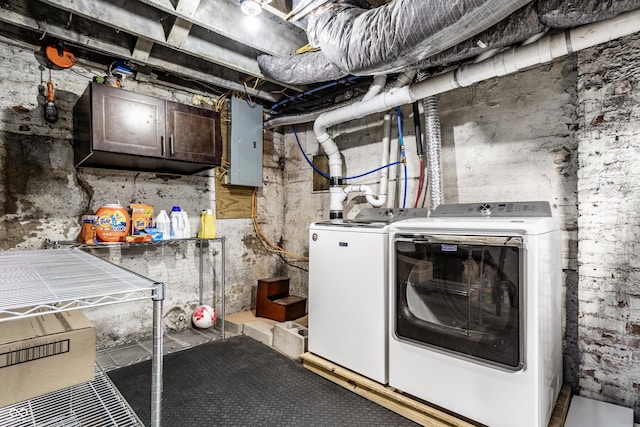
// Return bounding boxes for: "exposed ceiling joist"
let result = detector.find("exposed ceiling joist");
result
[0,7,281,102]
[137,0,306,56]
[37,0,304,92]
[176,0,201,16]
[167,17,193,48]
[132,37,154,62]
[37,0,251,75]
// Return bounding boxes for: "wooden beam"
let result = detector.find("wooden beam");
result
[176,0,201,16]
[548,385,572,427]
[300,352,481,427]
[38,0,271,81]
[132,37,154,61]
[262,0,292,20]
[0,8,281,101]
[138,0,307,56]
[167,17,193,48]
[301,352,572,427]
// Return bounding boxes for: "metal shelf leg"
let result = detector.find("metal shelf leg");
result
[151,283,164,427]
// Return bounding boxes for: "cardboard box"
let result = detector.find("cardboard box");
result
[0,310,95,407]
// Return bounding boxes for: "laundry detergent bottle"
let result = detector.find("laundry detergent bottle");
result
[198,209,216,239]
[170,206,186,239]
[155,210,171,241]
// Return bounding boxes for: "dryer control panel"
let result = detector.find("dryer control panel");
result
[431,201,552,218]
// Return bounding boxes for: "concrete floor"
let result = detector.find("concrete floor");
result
[96,311,308,372]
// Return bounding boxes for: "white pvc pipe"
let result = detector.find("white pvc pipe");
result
[365,113,391,207]
[313,8,640,217]
[376,114,392,203]
[392,70,417,88]
[336,113,391,208]
[412,8,640,99]
[362,74,387,101]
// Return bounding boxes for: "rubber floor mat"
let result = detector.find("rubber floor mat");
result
[108,335,419,426]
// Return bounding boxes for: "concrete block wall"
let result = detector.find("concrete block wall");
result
[0,36,285,347]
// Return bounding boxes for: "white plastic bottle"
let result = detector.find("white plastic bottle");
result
[181,210,191,238]
[155,210,171,241]
[170,206,185,239]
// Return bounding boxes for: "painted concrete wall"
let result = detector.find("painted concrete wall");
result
[282,34,640,421]
[0,36,285,347]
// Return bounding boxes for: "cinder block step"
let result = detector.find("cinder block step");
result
[243,319,277,346]
[273,321,308,361]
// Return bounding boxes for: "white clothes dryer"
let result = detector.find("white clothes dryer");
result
[388,202,562,427]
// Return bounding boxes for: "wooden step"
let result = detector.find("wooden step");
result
[300,352,572,427]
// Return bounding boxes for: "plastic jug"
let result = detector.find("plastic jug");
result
[170,206,186,239]
[155,210,171,241]
[181,211,191,238]
[198,209,216,239]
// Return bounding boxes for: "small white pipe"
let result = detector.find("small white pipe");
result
[313,8,640,217]
[374,113,392,205]
[335,114,391,208]
[363,113,391,207]
[362,74,387,101]
[392,70,417,88]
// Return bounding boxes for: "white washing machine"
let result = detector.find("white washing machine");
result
[308,208,428,384]
[388,202,562,427]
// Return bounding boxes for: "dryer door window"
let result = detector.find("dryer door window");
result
[394,235,523,370]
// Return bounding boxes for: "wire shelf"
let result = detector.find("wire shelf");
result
[0,365,142,427]
[43,237,224,250]
[0,248,164,426]
[0,249,160,320]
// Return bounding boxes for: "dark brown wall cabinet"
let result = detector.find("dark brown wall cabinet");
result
[74,83,222,175]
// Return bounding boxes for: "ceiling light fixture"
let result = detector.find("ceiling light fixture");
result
[240,0,262,16]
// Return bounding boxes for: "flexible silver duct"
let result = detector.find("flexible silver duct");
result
[307,0,532,76]
[423,96,443,210]
[413,3,544,71]
[257,51,346,86]
[263,95,365,129]
[538,0,640,27]
[259,1,640,86]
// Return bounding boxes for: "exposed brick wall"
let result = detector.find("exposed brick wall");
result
[577,32,640,422]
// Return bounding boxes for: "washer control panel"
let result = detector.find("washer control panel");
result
[354,207,430,223]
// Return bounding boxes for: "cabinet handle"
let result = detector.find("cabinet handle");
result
[170,135,174,156]
[161,136,165,156]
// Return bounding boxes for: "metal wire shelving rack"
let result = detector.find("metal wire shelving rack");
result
[0,249,165,427]
[43,237,226,339]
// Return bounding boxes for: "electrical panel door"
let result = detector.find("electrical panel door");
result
[229,97,263,187]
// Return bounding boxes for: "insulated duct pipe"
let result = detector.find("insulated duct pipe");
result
[313,8,640,218]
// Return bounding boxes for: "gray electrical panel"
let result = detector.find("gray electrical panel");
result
[229,97,263,187]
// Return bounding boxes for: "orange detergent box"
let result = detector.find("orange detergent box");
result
[130,204,154,235]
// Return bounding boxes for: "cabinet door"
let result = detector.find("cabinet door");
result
[91,83,165,157]
[165,101,222,165]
